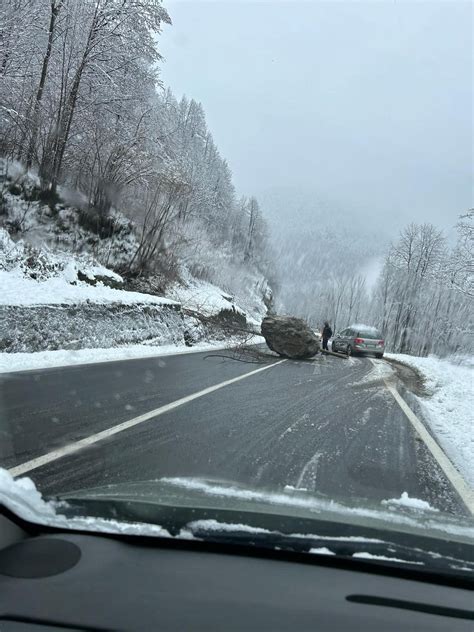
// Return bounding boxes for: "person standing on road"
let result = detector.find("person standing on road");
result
[321,321,332,351]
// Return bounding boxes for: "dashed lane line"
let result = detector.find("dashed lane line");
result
[7,359,287,478]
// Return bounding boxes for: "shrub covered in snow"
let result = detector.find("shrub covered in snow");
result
[0,228,122,287]
[0,303,184,353]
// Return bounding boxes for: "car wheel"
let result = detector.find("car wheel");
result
[332,342,337,353]
[346,345,352,357]
[376,353,384,359]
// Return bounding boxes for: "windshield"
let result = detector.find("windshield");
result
[356,330,382,340]
[0,0,473,574]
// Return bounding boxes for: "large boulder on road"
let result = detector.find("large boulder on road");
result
[261,315,320,359]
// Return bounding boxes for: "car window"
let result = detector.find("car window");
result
[357,330,383,340]
[0,0,472,580]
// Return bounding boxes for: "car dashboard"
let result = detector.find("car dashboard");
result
[0,511,473,631]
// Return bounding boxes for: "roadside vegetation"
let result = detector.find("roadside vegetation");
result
[0,0,273,313]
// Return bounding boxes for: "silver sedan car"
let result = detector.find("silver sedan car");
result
[331,325,385,358]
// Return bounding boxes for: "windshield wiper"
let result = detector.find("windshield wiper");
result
[186,520,474,576]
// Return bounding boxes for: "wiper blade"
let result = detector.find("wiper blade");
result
[187,520,474,575]
[58,493,474,578]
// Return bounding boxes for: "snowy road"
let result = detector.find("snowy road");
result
[0,350,467,515]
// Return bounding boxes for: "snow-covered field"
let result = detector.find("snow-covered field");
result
[386,353,474,488]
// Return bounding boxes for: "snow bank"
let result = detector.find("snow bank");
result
[0,267,179,307]
[0,336,264,374]
[168,278,245,318]
[350,358,394,386]
[386,353,474,488]
[0,228,176,307]
[0,267,178,307]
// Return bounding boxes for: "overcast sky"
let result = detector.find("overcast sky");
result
[159,1,472,231]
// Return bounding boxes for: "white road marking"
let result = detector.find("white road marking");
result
[7,359,287,478]
[371,359,474,515]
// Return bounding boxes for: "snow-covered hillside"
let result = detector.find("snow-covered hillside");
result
[0,226,262,357]
[0,229,177,308]
[0,160,271,359]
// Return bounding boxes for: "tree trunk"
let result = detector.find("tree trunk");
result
[40,0,100,193]
[26,0,62,169]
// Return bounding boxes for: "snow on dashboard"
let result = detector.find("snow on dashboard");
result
[309,547,336,556]
[161,478,474,539]
[0,470,472,552]
[188,519,271,534]
[382,492,438,512]
[352,552,424,565]
[0,468,181,538]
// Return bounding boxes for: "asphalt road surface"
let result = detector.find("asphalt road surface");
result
[0,348,466,515]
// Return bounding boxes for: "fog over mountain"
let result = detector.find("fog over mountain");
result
[159,1,471,323]
[160,0,472,240]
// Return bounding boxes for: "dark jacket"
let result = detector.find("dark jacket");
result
[322,324,332,339]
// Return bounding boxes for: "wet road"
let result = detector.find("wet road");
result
[0,349,466,514]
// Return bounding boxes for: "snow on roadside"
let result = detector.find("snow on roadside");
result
[386,353,474,488]
[0,336,265,374]
[0,227,177,307]
[0,267,178,307]
[350,358,395,386]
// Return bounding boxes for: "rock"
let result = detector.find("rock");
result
[261,315,320,359]
[77,269,123,289]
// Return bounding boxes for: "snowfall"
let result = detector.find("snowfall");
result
[1,228,472,516]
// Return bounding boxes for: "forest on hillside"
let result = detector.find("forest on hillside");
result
[0,0,272,295]
[271,199,473,357]
[1,0,472,358]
